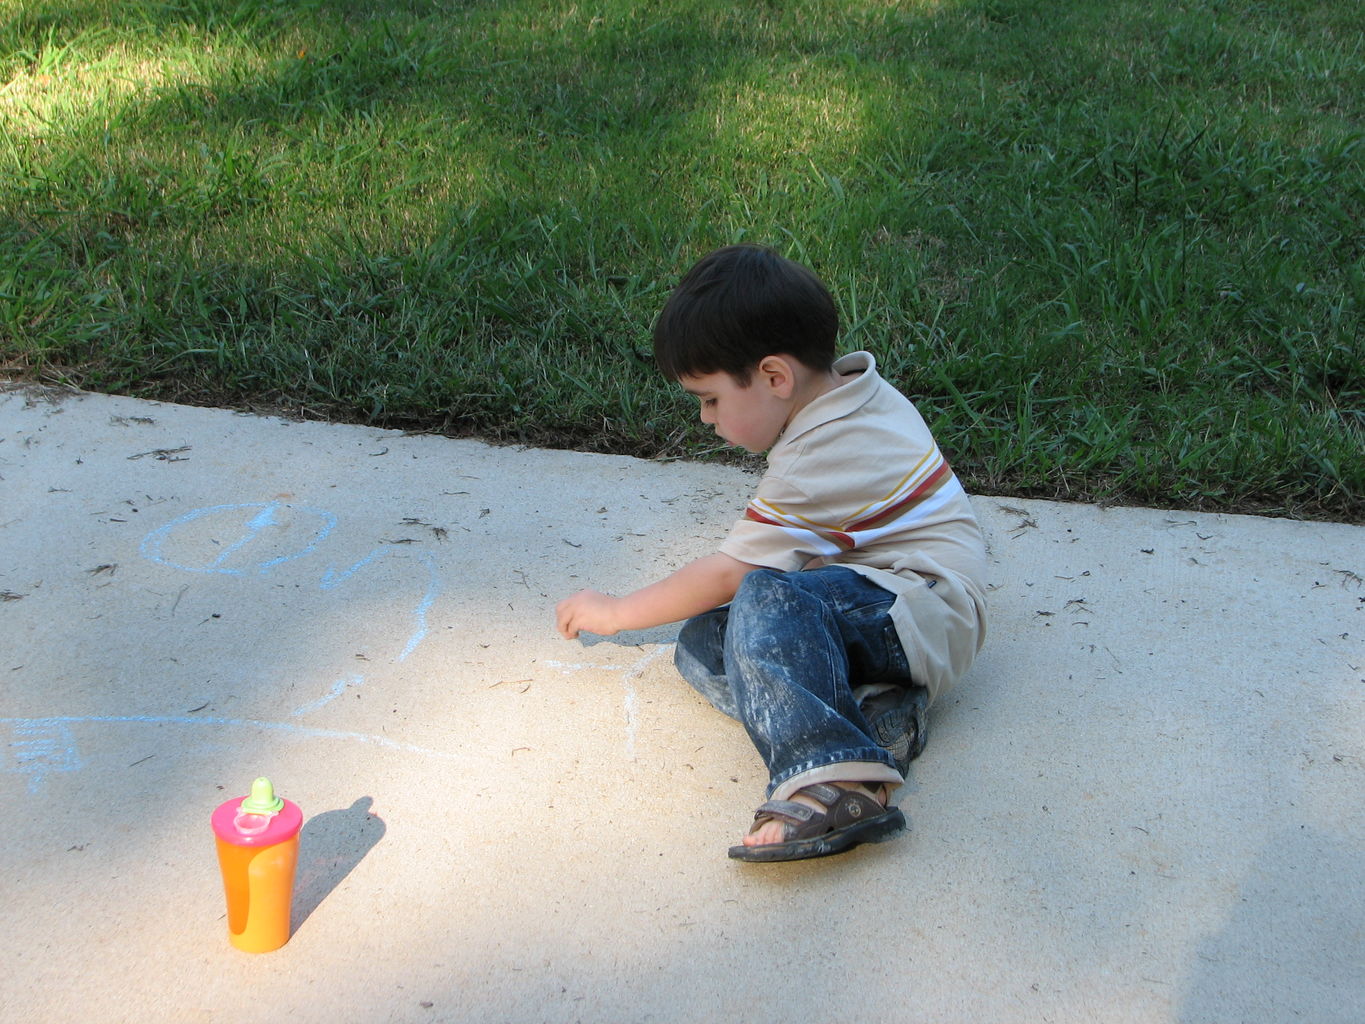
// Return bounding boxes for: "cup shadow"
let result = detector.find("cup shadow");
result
[292,796,386,931]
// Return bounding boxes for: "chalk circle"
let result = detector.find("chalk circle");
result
[140,502,338,576]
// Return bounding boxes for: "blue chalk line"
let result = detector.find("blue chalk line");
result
[3,715,460,763]
[4,720,82,793]
[291,675,365,716]
[320,547,442,663]
[139,502,445,717]
[140,502,338,575]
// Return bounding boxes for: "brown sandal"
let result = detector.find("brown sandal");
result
[728,782,905,862]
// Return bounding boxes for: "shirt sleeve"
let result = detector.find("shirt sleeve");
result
[717,469,850,571]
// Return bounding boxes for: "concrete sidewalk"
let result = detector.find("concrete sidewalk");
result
[2,383,1361,1024]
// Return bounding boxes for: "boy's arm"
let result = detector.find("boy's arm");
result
[555,551,758,640]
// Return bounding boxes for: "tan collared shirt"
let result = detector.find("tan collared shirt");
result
[719,351,988,704]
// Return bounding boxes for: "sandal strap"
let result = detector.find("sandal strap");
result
[748,784,888,839]
[751,799,817,826]
[797,783,845,808]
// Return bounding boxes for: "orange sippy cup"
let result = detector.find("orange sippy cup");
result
[211,777,304,953]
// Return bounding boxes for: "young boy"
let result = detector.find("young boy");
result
[555,244,987,862]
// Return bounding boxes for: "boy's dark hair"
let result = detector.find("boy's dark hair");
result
[652,244,838,384]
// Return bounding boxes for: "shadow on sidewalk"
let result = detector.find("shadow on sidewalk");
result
[293,796,386,931]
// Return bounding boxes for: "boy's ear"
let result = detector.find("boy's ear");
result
[755,354,798,398]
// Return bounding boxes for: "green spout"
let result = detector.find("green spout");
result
[239,777,284,815]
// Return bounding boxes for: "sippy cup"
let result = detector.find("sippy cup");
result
[211,777,303,952]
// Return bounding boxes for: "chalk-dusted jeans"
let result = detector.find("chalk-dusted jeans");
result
[674,566,910,801]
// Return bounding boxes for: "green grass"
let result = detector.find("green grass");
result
[1,0,1361,520]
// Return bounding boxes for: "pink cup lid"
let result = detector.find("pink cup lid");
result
[211,778,303,847]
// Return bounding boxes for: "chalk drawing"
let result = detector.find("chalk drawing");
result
[291,675,365,717]
[4,720,82,793]
[8,503,459,792]
[620,646,673,760]
[140,502,337,576]
[320,548,441,663]
[140,501,444,717]
[1,715,461,764]
[545,645,674,760]
[400,551,440,661]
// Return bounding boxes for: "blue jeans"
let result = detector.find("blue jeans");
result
[674,566,912,798]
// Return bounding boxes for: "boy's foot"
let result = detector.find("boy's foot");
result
[729,782,905,862]
[859,685,929,775]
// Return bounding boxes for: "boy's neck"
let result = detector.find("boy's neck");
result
[783,362,853,427]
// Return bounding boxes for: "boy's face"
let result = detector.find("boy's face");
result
[678,369,790,453]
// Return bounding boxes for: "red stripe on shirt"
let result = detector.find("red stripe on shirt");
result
[744,506,781,527]
[847,460,953,531]
[744,506,855,550]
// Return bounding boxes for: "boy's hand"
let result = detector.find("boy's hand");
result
[556,589,622,640]
[555,553,755,641]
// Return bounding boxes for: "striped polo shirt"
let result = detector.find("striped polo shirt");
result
[719,351,988,702]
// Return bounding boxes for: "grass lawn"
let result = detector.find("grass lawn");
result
[1,0,1361,520]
